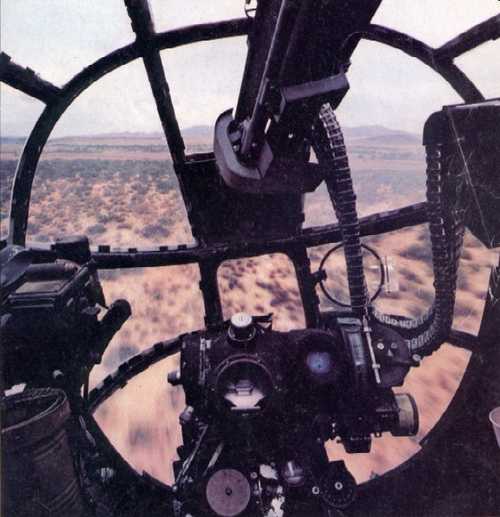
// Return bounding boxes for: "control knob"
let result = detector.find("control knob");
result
[228,312,256,344]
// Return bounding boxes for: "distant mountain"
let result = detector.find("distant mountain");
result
[47,126,213,144]
[1,124,419,146]
[342,125,401,139]
[353,133,421,146]
[342,125,419,142]
[48,132,165,143]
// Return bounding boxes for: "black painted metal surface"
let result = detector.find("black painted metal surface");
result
[0,52,61,104]
[1,389,86,517]
[1,3,499,516]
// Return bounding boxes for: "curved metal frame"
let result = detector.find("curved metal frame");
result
[6,17,251,245]
[83,303,500,515]
[2,7,499,515]
[6,16,499,248]
[319,243,385,308]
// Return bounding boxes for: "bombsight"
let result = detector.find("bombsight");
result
[168,311,418,515]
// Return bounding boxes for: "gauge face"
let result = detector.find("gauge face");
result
[306,351,333,376]
[297,330,343,386]
[206,468,251,517]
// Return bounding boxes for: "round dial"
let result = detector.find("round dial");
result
[306,351,333,376]
[296,330,344,386]
[320,461,357,509]
[205,468,251,517]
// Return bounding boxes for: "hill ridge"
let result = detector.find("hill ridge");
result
[1,124,419,144]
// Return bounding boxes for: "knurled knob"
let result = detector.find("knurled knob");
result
[228,312,256,343]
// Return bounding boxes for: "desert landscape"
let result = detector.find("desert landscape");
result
[1,126,497,485]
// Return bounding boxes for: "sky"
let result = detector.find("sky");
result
[1,0,499,138]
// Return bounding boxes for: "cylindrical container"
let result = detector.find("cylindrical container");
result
[489,406,500,449]
[1,388,86,517]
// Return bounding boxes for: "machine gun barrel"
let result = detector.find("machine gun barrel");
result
[235,0,382,125]
[240,0,298,158]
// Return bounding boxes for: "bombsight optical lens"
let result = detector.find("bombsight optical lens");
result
[213,357,275,415]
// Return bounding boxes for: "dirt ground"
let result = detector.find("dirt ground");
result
[1,134,497,485]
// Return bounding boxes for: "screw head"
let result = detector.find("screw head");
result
[377,342,385,350]
[312,486,320,495]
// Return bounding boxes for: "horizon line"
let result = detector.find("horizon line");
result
[1,123,420,140]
